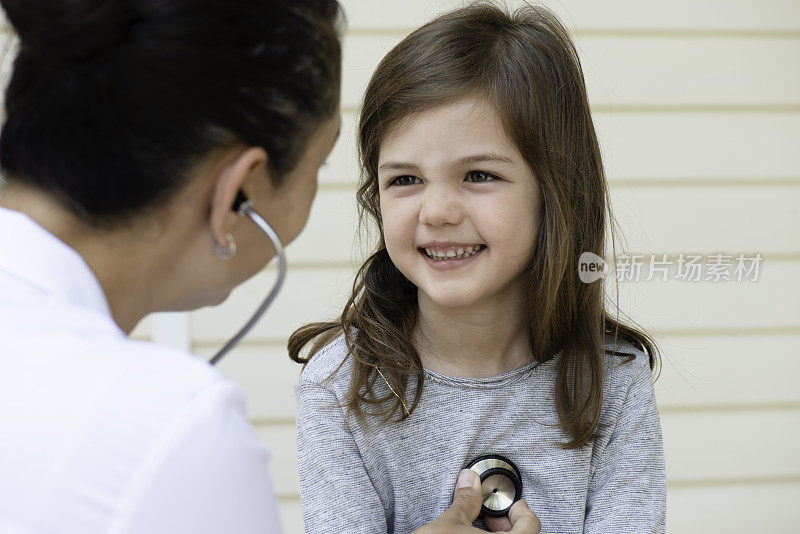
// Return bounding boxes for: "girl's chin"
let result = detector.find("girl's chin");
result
[418,287,483,309]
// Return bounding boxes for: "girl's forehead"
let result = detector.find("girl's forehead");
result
[380,98,513,152]
[379,97,519,164]
[388,97,497,135]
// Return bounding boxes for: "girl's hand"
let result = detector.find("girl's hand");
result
[412,469,541,534]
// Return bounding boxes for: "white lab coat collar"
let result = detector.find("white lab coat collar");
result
[0,205,120,332]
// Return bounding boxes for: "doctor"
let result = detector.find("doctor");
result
[0,0,536,533]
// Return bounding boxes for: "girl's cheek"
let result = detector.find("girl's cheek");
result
[385,200,415,228]
[381,207,407,246]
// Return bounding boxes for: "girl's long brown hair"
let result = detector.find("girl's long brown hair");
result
[289,2,661,449]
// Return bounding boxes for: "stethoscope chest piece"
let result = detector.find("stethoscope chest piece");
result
[466,454,522,517]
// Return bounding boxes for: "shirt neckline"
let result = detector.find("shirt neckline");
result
[423,359,542,389]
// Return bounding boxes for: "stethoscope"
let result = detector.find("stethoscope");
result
[204,193,524,519]
[209,191,286,366]
[466,454,523,517]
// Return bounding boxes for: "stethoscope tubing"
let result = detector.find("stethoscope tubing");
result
[209,200,286,365]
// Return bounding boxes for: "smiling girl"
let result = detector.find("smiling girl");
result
[289,4,666,533]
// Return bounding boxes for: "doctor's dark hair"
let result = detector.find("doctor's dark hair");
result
[0,0,342,226]
[289,3,661,449]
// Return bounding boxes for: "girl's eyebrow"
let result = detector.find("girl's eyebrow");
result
[454,153,514,165]
[378,152,514,172]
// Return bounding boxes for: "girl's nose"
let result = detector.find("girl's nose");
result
[418,185,464,227]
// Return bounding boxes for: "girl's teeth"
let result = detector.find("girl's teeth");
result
[423,245,484,260]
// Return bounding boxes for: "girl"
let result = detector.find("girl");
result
[290,3,666,533]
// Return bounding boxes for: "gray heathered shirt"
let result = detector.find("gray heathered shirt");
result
[296,334,666,534]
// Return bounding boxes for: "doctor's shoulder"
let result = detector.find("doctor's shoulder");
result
[109,337,250,423]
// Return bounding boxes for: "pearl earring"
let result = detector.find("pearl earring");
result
[214,233,236,261]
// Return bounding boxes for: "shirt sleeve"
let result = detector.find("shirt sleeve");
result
[113,383,282,534]
[296,379,388,534]
[583,359,667,533]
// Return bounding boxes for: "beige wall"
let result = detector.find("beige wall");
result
[3,1,799,531]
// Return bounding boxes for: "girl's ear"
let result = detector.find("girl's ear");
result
[208,146,269,247]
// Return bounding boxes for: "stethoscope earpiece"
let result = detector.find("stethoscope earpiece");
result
[232,190,250,215]
[466,454,523,517]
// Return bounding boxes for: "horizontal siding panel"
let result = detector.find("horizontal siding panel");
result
[195,344,301,421]
[255,409,800,496]
[339,0,800,33]
[277,500,303,534]
[667,482,800,533]
[663,409,800,481]
[606,184,800,256]
[595,112,800,181]
[576,36,800,107]
[321,112,800,187]
[341,34,800,108]
[288,184,800,265]
[191,266,356,343]
[191,259,800,343]
[319,110,359,184]
[257,424,299,497]
[288,189,361,264]
[194,334,800,421]
[0,34,17,94]
[129,315,152,341]
[653,334,800,408]
[318,112,360,186]
[606,258,800,332]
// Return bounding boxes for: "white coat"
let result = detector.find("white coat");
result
[0,206,281,533]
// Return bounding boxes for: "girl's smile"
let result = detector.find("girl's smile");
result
[419,242,487,271]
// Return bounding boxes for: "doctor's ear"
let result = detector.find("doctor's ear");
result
[209,146,269,248]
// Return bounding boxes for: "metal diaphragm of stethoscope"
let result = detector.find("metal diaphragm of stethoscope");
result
[466,454,523,517]
[209,191,286,366]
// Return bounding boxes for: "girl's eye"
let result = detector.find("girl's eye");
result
[465,171,498,183]
[389,175,421,186]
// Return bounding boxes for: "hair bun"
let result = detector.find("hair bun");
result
[1,0,136,64]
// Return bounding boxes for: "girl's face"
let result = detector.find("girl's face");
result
[378,97,541,310]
